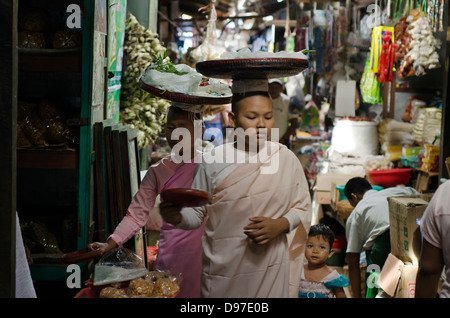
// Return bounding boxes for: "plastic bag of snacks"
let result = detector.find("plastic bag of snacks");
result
[421,144,439,173]
[99,270,181,298]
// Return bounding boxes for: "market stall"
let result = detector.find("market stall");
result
[3,0,450,300]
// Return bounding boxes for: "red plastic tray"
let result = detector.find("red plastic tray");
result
[160,188,210,207]
[61,248,101,264]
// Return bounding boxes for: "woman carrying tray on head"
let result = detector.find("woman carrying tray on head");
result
[160,72,312,298]
[88,57,234,298]
[89,102,206,298]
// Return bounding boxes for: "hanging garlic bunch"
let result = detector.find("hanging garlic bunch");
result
[398,9,441,78]
[120,14,171,149]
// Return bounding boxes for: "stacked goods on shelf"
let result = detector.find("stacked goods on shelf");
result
[17,98,80,149]
[18,6,81,49]
[120,14,170,149]
[395,9,441,78]
[412,107,442,145]
[399,146,424,169]
[378,119,415,161]
[421,144,440,173]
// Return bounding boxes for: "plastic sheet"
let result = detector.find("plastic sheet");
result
[141,64,202,94]
[93,247,148,286]
[220,47,308,60]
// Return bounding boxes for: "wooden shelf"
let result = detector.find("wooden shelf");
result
[17,149,79,170]
[395,87,442,93]
[414,169,439,193]
[18,50,82,73]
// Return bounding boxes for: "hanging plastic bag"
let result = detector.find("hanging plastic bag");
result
[93,246,148,286]
[360,56,383,104]
[191,2,226,62]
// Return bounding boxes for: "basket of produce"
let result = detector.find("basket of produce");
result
[336,200,354,220]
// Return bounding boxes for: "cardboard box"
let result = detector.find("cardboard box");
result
[315,173,364,192]
[330,181,343,210]
[387,195,431,265]
[377,253,418,298]
[397,264,418,298]
[314,173,363,205]
[315,190,331,204]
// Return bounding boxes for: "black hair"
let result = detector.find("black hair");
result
[308,224,335,250]
[231,91,270,114]
[344,177,372,201]
[167,105,202,120]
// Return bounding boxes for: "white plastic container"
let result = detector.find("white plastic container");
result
[331,119,379,156]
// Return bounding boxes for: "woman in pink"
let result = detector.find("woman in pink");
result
[88,104,205,298]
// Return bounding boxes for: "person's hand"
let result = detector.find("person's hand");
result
[159,201,183,225]
[243,216,289,245]
[88,239,116,255]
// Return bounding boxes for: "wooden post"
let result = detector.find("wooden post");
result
[382,82,389,119]
[0,0,18,298]
[389,74,396,118]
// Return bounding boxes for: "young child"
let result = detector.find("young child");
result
[299,224,349,298]
[88,103,205,298]
[160,80,312,298]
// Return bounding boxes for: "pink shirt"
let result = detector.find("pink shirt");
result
[109,157,181,245]
[108,156,204,298]
[420,180,450,297]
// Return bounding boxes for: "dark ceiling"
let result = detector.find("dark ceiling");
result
[159,0,290,21]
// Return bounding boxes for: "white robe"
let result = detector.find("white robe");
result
[178,142,311,297]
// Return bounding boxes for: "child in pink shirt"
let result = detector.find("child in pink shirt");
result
[89,104,204,297]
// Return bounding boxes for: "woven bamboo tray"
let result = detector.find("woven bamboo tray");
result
[195,58,309,79]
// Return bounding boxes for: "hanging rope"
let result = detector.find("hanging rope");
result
[198,0,218,46]
[285,0,291,41]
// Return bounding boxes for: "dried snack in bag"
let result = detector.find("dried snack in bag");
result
[152,277,180,298]
[144,270,181,298]
[127,277,154,297]
[99,287,127,298]
[53,29,82,49]
[18,6,51,32]
[18,30,46,48]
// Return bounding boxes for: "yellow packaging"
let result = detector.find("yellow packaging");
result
[370,26,395,74]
